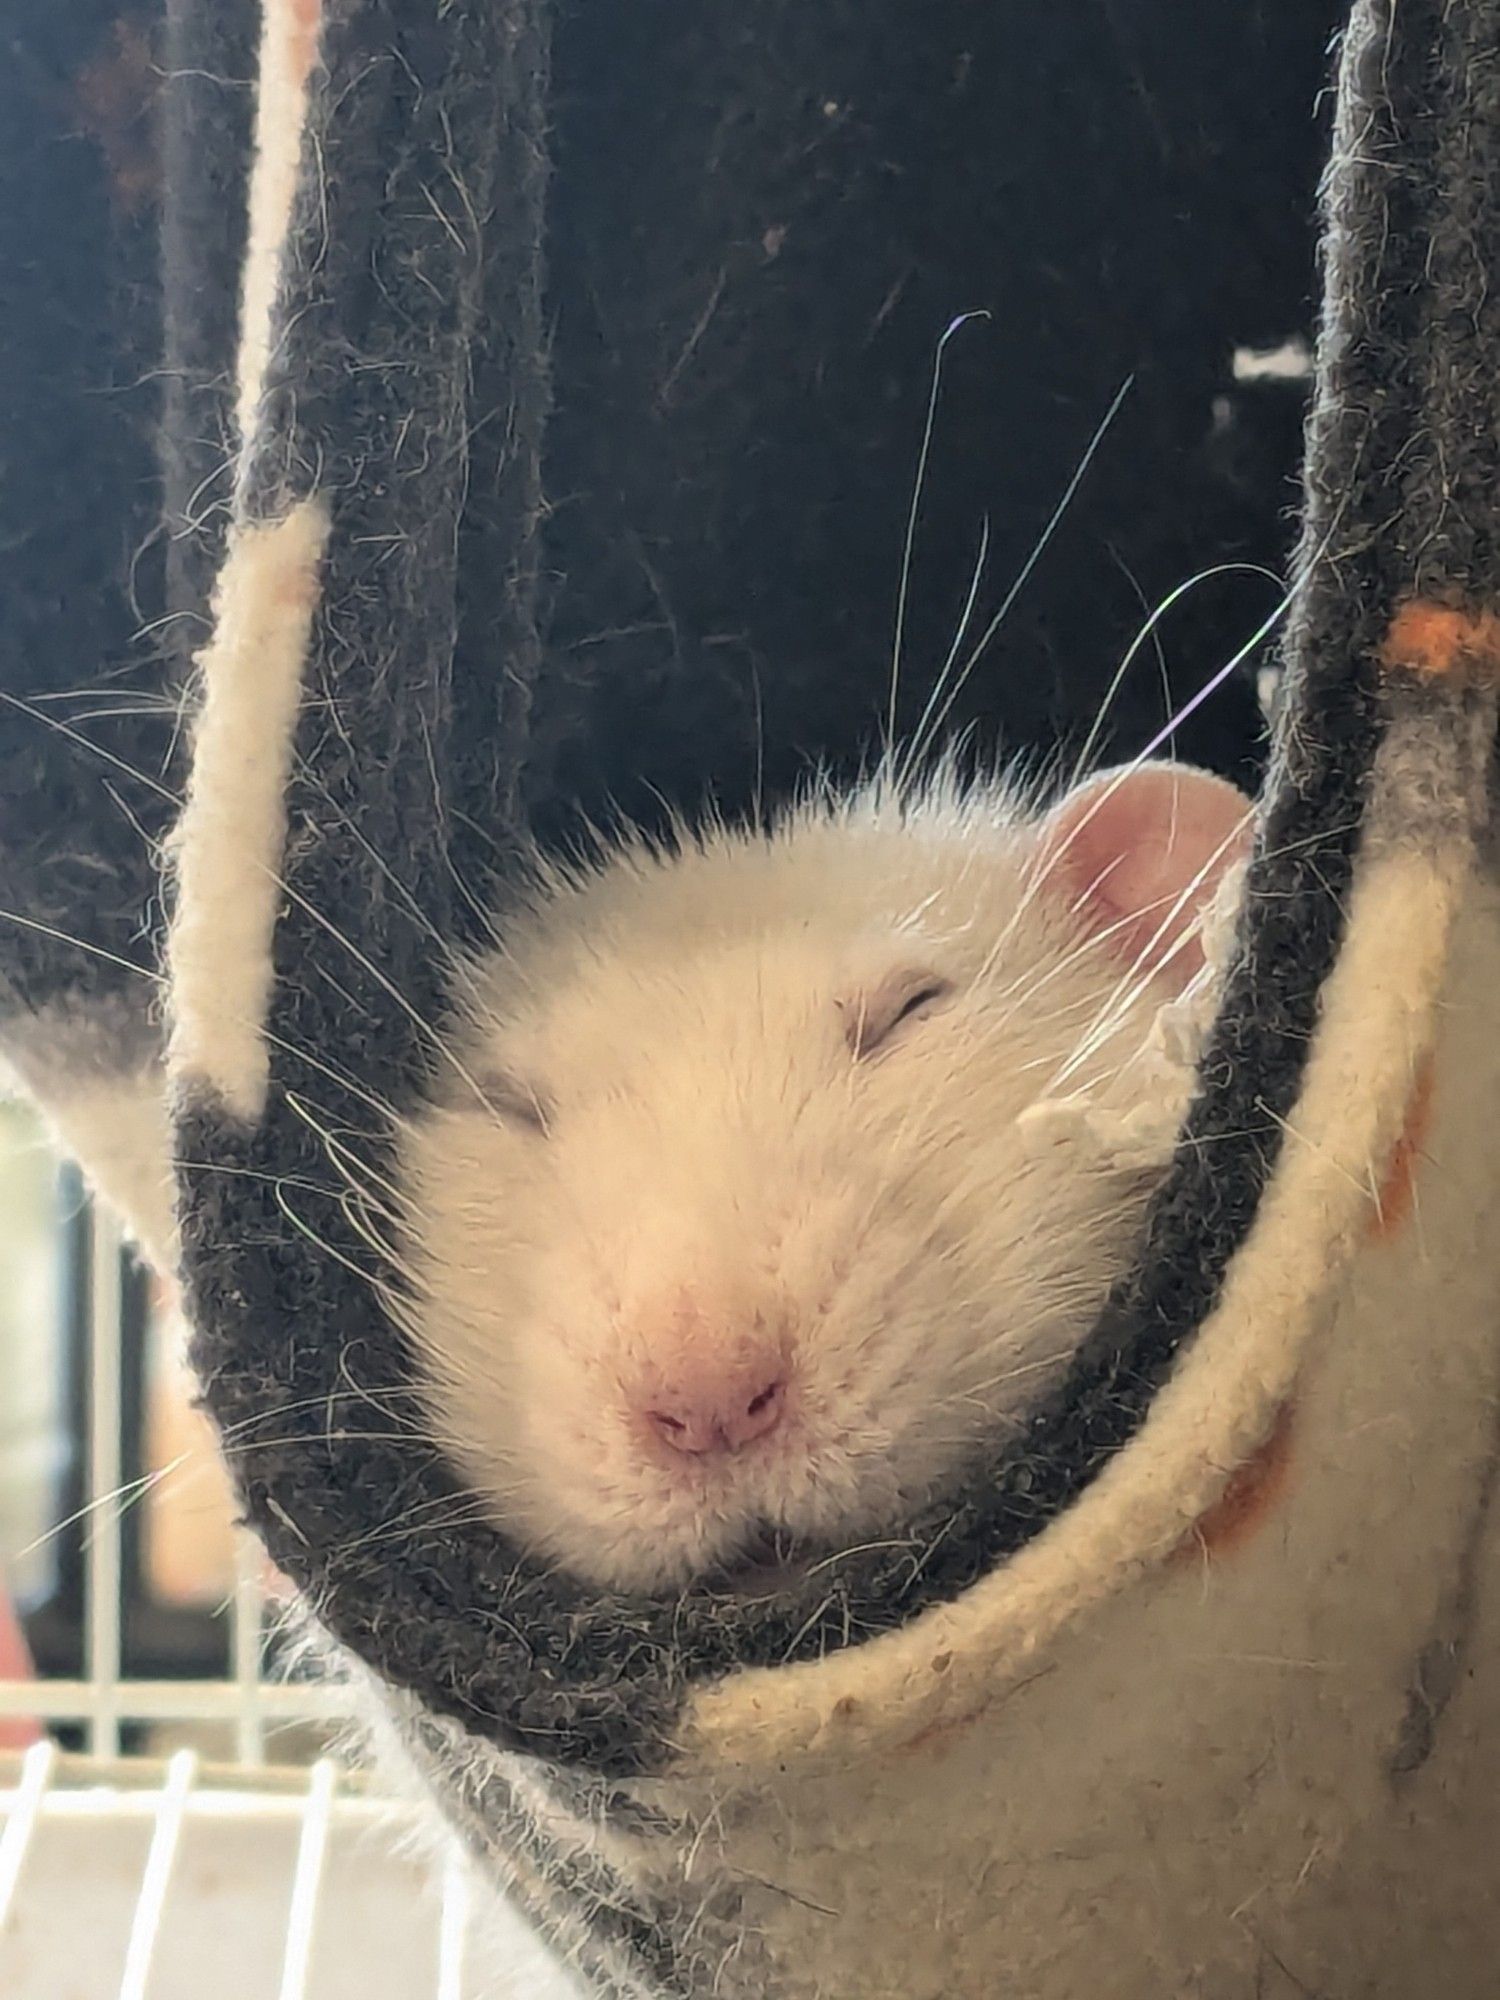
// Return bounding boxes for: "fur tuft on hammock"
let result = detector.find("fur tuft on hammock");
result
[5,0,1500,1992]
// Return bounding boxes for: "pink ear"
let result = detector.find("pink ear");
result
[1037,763,1252,990]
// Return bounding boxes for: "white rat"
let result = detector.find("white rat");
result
[395,762,1250,1593]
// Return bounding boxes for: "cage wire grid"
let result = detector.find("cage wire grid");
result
[0,1205,493,2000]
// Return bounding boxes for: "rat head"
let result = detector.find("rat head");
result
[397,763,1249,1592]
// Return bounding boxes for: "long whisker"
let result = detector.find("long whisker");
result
[8,1458,191,1561]
[293,753,485,997]
[1132,579,1296,768]
[0,687,180,804]
[216,1431,441,1462]
[897,514,991,787]
[904,372,1134,782]
[0,907,163,987]
[0,903,410,1133]
[171,1158,344,1199]
[0,682,494,1116]
[416,710,515,953]
[273,1183,401,1295]
[1069,559,1283,790]
[212,1386,434,1446]
[887,310,991,751]
[283,1092,407,1211]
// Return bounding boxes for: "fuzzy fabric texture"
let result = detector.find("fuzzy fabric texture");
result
[158,0,1373,1785]
[660,869,1500,1994]
[162,0,1430,1784]
[363,863,1500,1995]
[6,0,1500,1993]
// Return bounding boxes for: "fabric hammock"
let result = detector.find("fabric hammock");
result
[5,0,1500,1992]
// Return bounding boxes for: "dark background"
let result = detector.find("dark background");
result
[528,1,1347,836]
[3,2,1347,893]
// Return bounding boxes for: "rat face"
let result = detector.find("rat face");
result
[397,765,1248,1592]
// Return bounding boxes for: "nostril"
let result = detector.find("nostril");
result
[641,1373,788,1456]
[645,1404,723,1457]
[731,1375,785,1449]
[745,1379,782,1423]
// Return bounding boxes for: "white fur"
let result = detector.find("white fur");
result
[165,498,329,1121]
[687,711,1481,1772]
[374,729,1500,1999]
[399,775,1211,1591]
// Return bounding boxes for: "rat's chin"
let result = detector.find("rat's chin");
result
[508,1428,904,1596]
[597,1530,813,1600]
[525,1497,814,1598]
[699,1524,814,1600]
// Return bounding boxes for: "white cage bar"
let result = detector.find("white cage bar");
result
[0,1181,574,1997]
[0,1182,481,1998]
[86,1205,124,1762]
[117,1747,197,2000]
[0,1747,498,2000]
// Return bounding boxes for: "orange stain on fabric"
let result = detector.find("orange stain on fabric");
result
[1370,1055,1435,1244]
[1173,1400,1296,1563]
[1381,601,1500,681]
[1169,1057,1433,1568]
[289,0,324,91]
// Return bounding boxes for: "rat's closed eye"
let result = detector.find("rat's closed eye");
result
[839,966,954,1060]
[477,1067,552,1134]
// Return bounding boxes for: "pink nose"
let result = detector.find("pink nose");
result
[643,1367,786,1456]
